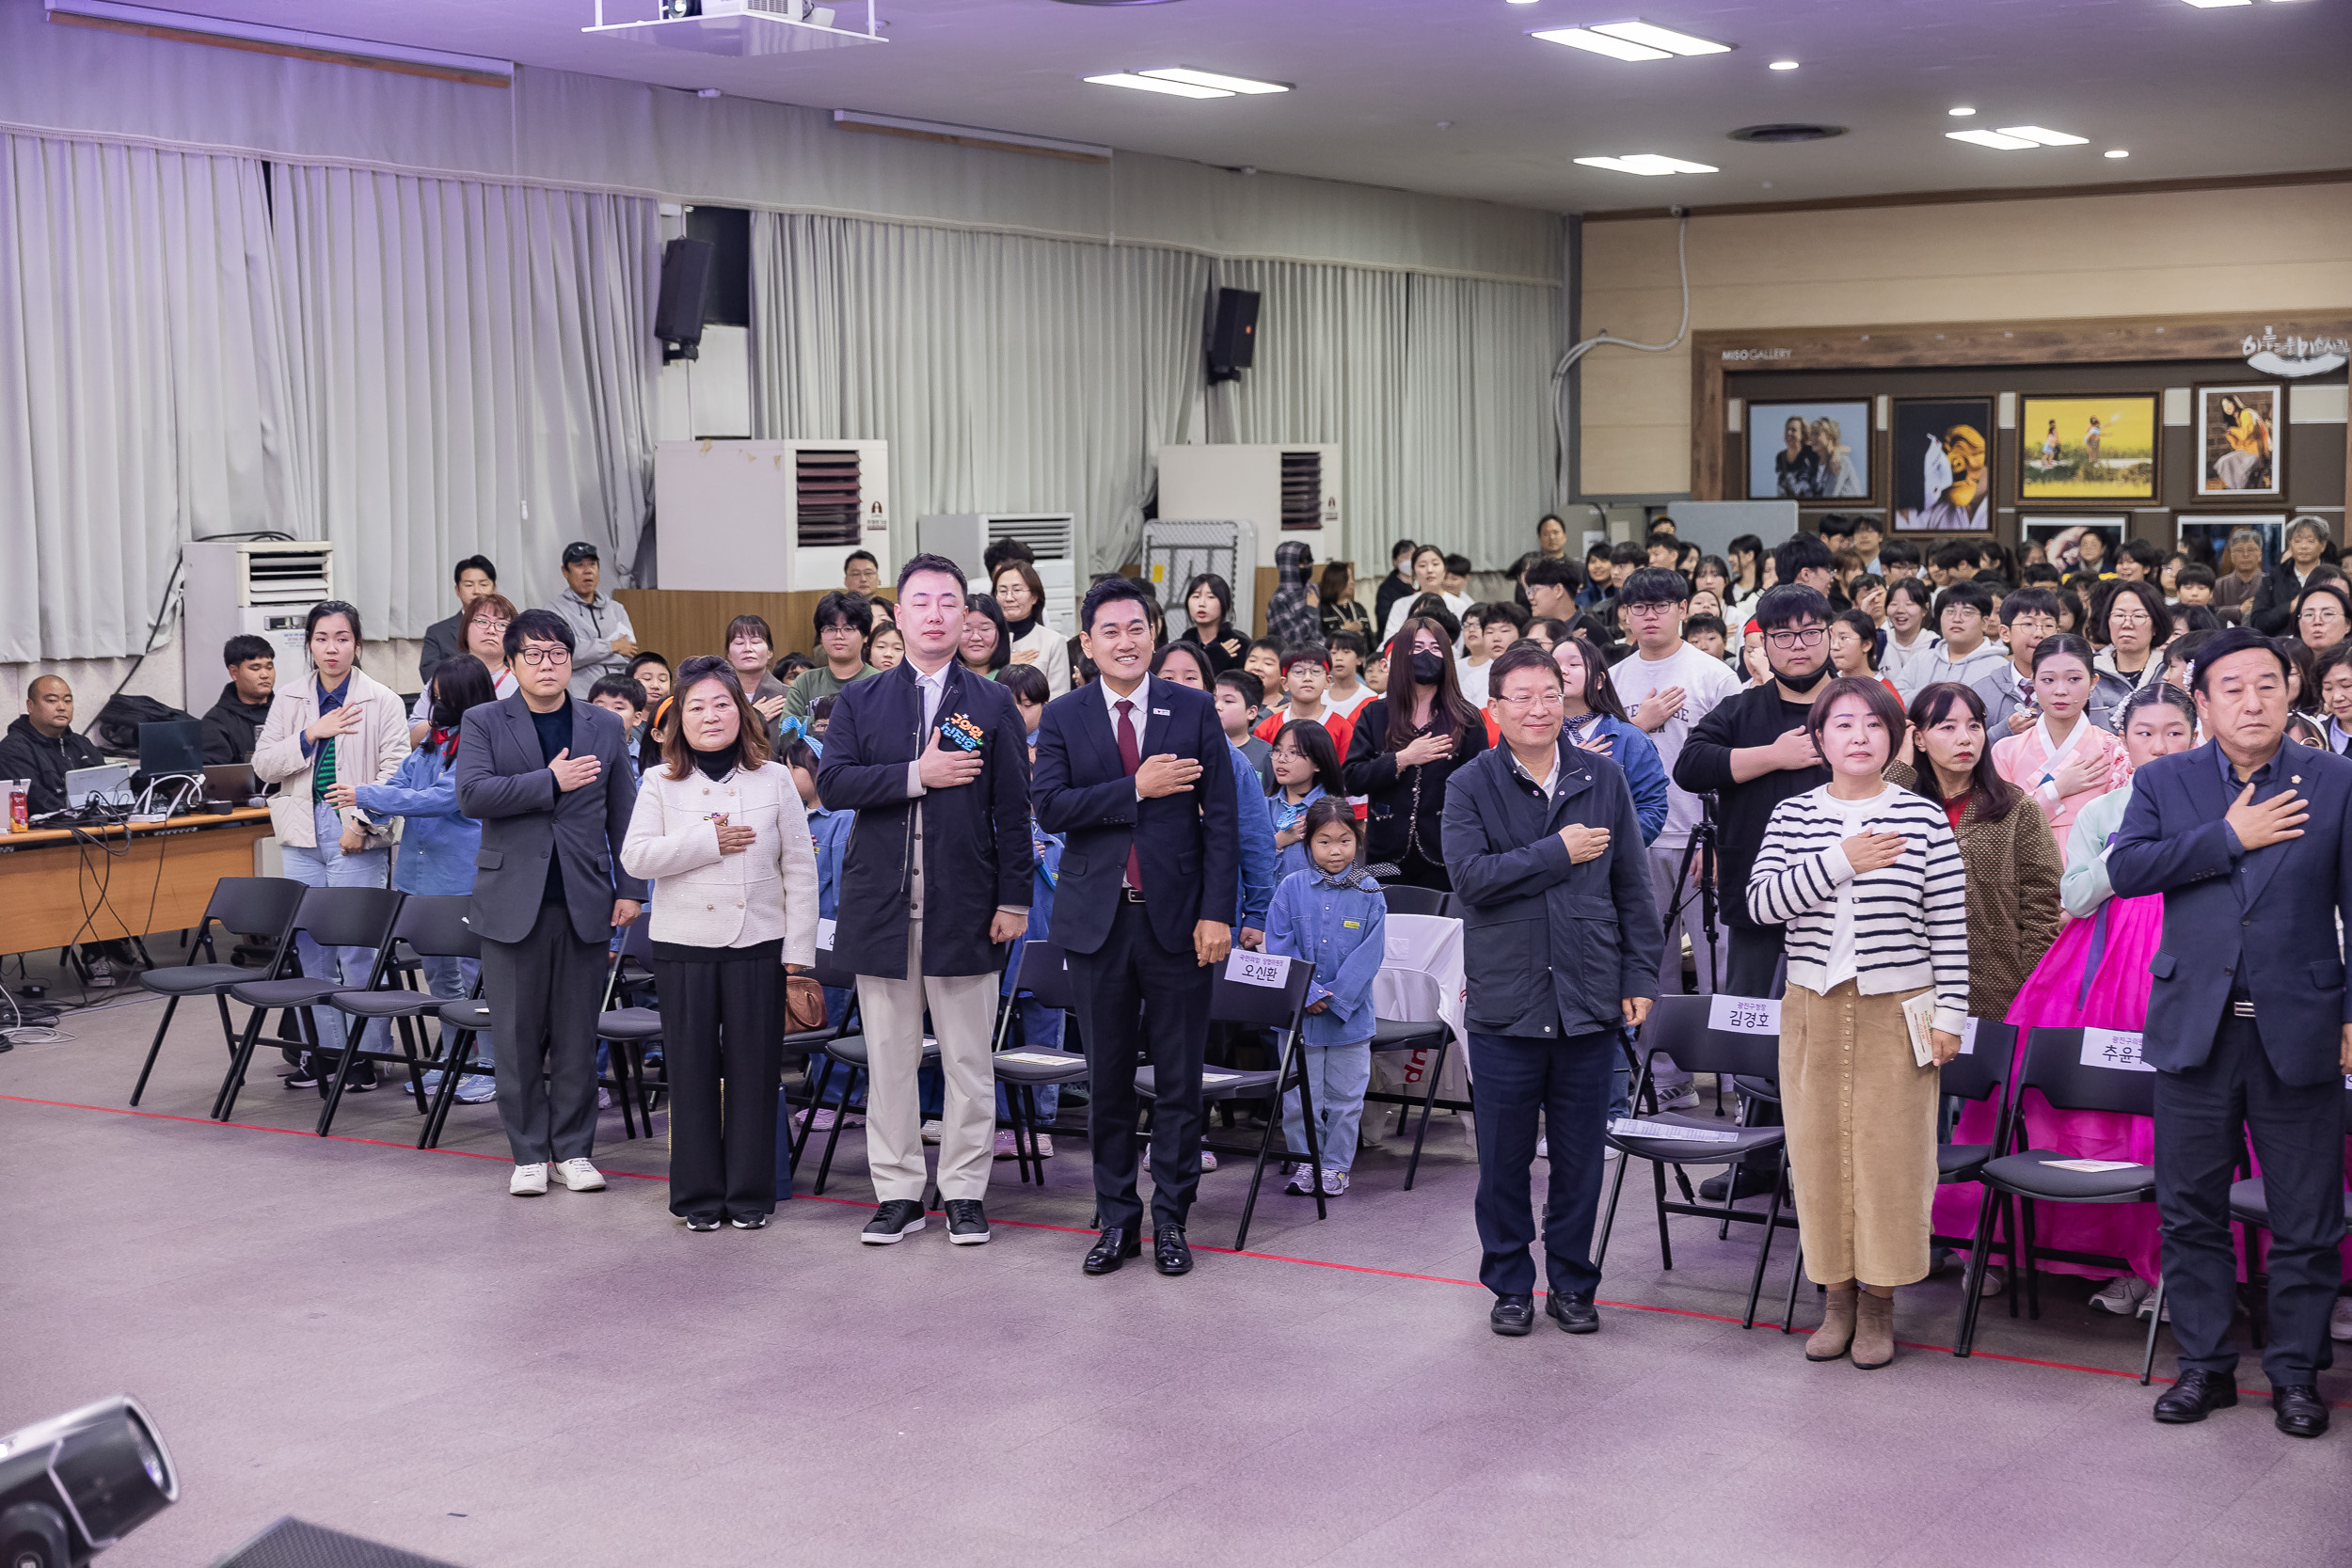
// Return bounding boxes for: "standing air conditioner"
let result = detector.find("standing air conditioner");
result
[181,540,335,700]
[653,439,892,592]
[916,513,1079,635]
[1155,444,1342,568]
[1142,519,1261,633]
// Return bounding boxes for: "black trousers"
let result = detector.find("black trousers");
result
[1470,1028,1615,1298]
[1070,898,1215,1232]
[655,941,784,1222]
[2155,1011,2345,1384]
[480,897,607,1164]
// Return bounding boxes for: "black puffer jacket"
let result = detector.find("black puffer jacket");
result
[0,714,106,815]
[201,684,273,764]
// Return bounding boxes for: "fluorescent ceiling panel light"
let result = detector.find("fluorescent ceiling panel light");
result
[2105,149,2130,158]
[1587,20,1733,55]
[2177,0,2252,8]
[1768,58,1799,70]
[1084,71,1230,97]
[1947,105,1976,117]
[1574,153,1719,175]
[1997,124,2089,145]
[1137,66,1289,93]
[1529,27,1670,59]
[1947,129,2040,150]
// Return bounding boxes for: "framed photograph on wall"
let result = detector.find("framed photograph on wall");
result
[1744,401,1874,502]
[2022,515,2128,576]
[1889,397,1993,532]
[2018,393,2159,502]
[2194,384,2284,499]
[2177,514,2286,580]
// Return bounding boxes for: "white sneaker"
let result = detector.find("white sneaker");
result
[1150,1146,1216,1173]
[2330,1295,2352,1342]
[1034,1133,1054,1158]
[2089,1274,2151,1316]
[1655,1080,1700,1111]
[2135,1277,2170,1323]
[993,1130,1020,1159]
[1285,1164,1316,1196]
[509,1163,548,1196]
[1320,1167,1349,1196]
[920,1120,944,1145]
[555,1157,606,1192]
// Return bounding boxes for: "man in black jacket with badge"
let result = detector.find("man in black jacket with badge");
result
[818,554,1033,1247]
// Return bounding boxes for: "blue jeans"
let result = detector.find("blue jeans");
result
[1470,1028,1615,1299]
[1283,1039,1372,1172]
[280,801,390,1058]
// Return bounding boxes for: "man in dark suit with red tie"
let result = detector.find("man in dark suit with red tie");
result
[1033,577,1239,1277]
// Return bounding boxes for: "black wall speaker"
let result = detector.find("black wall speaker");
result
[1207,288,1260,383]
[654,236,715,362]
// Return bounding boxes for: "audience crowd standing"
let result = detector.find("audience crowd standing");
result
[23,511,2350,1436]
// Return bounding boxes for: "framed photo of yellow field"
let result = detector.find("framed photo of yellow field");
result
[2018,394,2160,502]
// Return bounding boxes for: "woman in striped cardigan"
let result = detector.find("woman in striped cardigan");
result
[1748,675,1970,1370]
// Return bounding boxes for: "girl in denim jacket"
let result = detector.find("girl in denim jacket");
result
[1264,799,1388,1196]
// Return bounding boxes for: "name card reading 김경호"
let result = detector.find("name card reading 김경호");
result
[1708,995,1780,1035]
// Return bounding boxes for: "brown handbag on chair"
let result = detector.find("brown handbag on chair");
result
[785,974,827,1032]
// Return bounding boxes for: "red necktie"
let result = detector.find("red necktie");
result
[1116,698,1144,895]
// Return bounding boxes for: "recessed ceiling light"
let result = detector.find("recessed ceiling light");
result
[1136,66,1289,94]
[1574,152,1719,176]
[1768,58,1799,70]
[1947,106,1977,117]
[2178,0,2252,8]
[2106,149,2130,158]
[1506,0,1540,6]
[1084,72,1232,98]
[1997,125,2090,146]
[1531,20,1733,60]
[1947,128,2040,150]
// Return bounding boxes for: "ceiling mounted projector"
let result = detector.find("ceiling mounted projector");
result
[0,1396,178,1568]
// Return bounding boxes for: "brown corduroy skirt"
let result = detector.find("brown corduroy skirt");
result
[1780,979,1940,1289]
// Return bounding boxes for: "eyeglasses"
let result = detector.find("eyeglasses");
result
[1271,746,1307,761]
[1494,690,1565,711]
[469,615,510,630]
[1765,627,1829,649]
[516,645,571,668]
[1624,601,1679,617]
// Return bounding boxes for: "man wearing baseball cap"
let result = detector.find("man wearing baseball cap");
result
[548,541,639,698]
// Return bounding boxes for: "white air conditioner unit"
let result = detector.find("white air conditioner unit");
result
[182,540,335,699]
[1155,444,1342,568]
[653,438,892,593]
[916,513,1079,634]
[1143,518,1261,634]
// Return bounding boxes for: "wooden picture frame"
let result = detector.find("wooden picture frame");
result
[1888,397,1994,532]
[1742,400,1875,504]
[2017,392,2161,503]
[2193,383,2285,500]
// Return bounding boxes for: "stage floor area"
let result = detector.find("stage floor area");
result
[3,972,2346,1568]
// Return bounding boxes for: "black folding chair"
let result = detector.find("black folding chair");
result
[990,942,1092,1188]
[2229,1079,2352,1352]
[130,877,305,1106]
[1135,953,1320,1251]
[1379,884,1449,918]
[791,938,937,1196]
[1955,1027,2166,1382]
[212,887,407,1124]
[1360,904,1470,1192]
[318,895,484,1137]
[421,993,493,1150]
[593,918,663,1141]
[1596,993,1798,1329]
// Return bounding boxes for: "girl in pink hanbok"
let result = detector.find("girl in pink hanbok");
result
[1990,633,2131,846]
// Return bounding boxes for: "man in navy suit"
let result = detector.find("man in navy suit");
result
[2109,627,2352,1439]
[1033,576,1238,1277]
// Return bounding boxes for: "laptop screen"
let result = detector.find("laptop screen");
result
[137,721,206,777]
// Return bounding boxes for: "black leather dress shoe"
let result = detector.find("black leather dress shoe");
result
[1490,1295,1535,1336]
[2153,1368,2239,1423]
[1084,1227,1142,1275]
[1153,1224,1193,1275]
[1546,1291,1600,1334]
[2272,1383,2329,1438]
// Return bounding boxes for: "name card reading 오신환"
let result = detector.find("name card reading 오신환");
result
[1708,995,1780,1036]
[1226,951,1293,990]
[2081,1028,2154,1072]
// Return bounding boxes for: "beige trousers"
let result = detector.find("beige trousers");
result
[1780,979,1940,1289]
[856,916,999,1203]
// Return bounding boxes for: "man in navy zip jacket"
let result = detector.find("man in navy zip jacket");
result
[2107,627,2352,1439]
[1034,576,1238,1279]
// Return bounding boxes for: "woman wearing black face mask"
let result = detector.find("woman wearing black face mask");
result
[1343,616,1491,890]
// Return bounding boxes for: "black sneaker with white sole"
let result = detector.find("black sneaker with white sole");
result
[945,1199,990,1244]
[861,1198,927,1244]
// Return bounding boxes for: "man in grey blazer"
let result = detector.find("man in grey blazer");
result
[454,608,646,1197]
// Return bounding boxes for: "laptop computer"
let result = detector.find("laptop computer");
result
[137,720,206,778]
[202,763,260,805]
[65,763,135,812]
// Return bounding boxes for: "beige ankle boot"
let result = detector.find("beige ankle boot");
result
[1805,1288,1858,1362]
[1851,1290,1896,1370]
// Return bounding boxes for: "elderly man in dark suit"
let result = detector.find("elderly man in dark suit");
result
[1034,576,1238,1278]
[454,608,645,1199]
[2109,626,2352,1439]
[817,553,1033,1247]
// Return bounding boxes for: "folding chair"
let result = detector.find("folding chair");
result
[1596,993,1797,1328]
[1379,884,1449,918]
[420,993,493,1150]
[990,942,1091,1188]
[790,939,939,1196]
[318,895,482,1137]
[212,887,407,1123]
[130,877,304,1105]
[2228,1079,2352,1352]
[1361,908,1470,1191]
[594,919,663,1141]
[1954,1027,2166,1382]
[1135,953,1319,1251]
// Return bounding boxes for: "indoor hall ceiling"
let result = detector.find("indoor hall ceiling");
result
[113,0,2352,213]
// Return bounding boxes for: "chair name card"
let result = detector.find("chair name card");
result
[1201,1071,1244,1085]
[2080,1028,2153,1072]
[1227,952,1293,989]
[1958,1018,1981,1056]
[2040,1159,2142,1173]
[997,1051,1081,1067]
[1610,1117,1740,1144]
[816,917,836,952]
[1708,995,1780,1036]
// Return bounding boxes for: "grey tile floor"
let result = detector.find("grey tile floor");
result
[1,968,2344,1567]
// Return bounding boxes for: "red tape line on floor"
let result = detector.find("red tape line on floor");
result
[7,1092,2342,1407]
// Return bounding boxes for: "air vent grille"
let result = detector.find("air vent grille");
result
[795,450,863,547]
[1726,123,1848,144]
[1280,451,1322,531]
[240,545,333,605]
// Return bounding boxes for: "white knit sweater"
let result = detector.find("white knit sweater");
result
[1746,784,1971,1034]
